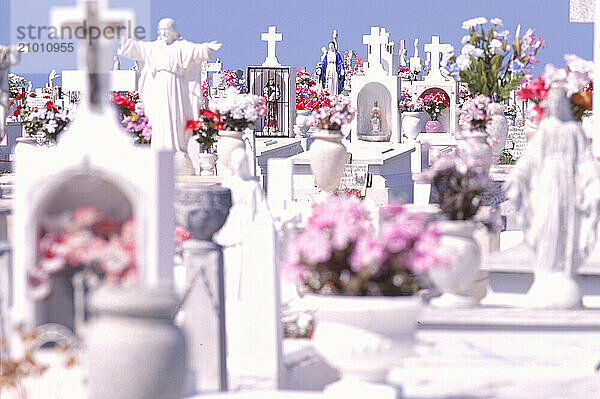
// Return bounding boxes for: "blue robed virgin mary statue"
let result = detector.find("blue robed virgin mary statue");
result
[317,41,345,95]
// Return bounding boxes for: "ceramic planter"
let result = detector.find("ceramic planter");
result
[198,152,217,176]
[428,220,482,307]
[295,109,311,136]
[425,120,443,133]
[86,285,186,399]
[216,130,245,174]
[309,129,347,192]
[309,295,421,384]
[401,112,422,140]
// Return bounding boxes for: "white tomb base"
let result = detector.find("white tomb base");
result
[290,141,422,206]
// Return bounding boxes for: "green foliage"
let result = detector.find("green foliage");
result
[447,20,544,102]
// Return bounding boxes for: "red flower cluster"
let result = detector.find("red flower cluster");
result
[15,92,25,101]
[422,91,450,107]
[45,101,58,113]
[112,92,135,112]
[186,109,223,131]
[516,77,549,122]
[516,76,548,103]
[12,104,22,117]
[296,70,331,111]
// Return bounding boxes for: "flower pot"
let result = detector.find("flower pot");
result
[424,120,443,133]
[428,220,482,307]
[295,110,311,136]
[309,295,421,384]
[309,129,347,192]
[401,112,422,140]
[216,130,245,175]
[486,113,509,158]
[198,153,217,176]
[86,285,186,399]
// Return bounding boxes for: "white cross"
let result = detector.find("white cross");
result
[208,58,223,73]
[261,26,283,67]
[333,29,338,50]
[51,0,134,110]
[399,40,407,66]
[363,27,389,72]
[424,36,452,80]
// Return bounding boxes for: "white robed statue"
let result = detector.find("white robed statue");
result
[505,86,600,308]
[118,18,221,168]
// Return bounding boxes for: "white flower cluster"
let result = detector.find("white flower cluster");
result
[462,17,488,30]
[211,87,266,123]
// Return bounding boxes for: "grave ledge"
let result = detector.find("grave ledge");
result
[419,303,600,329]
[176,175,224,185]
[483,242,600,276]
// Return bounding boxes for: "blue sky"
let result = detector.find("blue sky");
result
[0,0,594,89]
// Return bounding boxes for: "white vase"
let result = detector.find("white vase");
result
[309,129,347,192]
[295,109,311,136]
[198,152,217,176]
[216,130,245,174]
[428,220,481,307]
[86,286,186,399]
[401,112,422,140]
[309,295,421,384]
[486,113,509,158]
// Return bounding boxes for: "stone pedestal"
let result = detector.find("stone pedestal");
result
[182,239,227,393]
[174,184,231,394]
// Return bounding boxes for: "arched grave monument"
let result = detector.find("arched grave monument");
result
[414,36,458,138]
[13,0,175,333]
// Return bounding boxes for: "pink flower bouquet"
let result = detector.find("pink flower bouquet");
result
[283,196,446,296]
[29,207,137,300]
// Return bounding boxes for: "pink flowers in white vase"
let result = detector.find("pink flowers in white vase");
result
[283,196,447,296]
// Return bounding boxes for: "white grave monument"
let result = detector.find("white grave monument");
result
[413,35,458,137]
[12,0,175,330]
[214,149,283,390]
[289,27,428,205]
[350,27,401,143]
[248,26,296,137]
[247,26,302,191]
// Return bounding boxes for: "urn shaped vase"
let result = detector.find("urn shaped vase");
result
[428,220,482,307]
[310,295,422,384]
[401,112,423,140]
[216,130,245,174]
[309,129,347,192]
[86,286,186,399]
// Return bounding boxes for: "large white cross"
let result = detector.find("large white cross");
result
[363,27,389,72]
[261,26,283,67]
[51,0,134,110]
[424,36,452,81]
